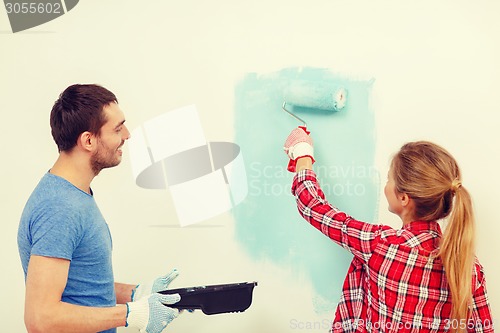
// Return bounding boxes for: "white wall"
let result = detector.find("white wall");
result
[1,0,499,332]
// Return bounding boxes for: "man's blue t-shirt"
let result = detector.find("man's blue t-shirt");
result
[18,173,116,333]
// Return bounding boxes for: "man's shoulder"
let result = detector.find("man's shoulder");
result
[23,173,97,227]
[30,173,91,205]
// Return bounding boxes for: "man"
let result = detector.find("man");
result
[18,84,181,333]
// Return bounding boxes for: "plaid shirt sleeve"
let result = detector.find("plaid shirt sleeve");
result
[292,169,382,262]
[468,264,495,333]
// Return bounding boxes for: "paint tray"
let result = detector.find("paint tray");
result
[160,281,257,315]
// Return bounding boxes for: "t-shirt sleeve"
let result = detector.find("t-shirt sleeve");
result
[29,206,82,261]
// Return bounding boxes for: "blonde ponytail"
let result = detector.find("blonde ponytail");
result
[439,185,476,331]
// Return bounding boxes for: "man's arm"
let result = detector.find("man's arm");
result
[24,255,127,333]
[115,282,136,304]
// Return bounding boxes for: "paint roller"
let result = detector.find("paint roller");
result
[282,80,347,171]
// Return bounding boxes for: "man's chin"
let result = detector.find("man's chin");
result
[92,159,122,176]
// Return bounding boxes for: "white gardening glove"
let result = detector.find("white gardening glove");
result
[126,293,181,333]
[132,269,179,301]
[283,127,314,172]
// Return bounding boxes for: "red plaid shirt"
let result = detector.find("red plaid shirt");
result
[292,170,494,333]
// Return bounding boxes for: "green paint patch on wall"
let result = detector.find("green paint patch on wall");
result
[233,67,378,310]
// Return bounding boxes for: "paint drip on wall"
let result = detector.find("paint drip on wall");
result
[232,67,379,312]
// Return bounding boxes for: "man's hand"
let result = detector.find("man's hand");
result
[132,269,179,301]
[126,293,180,333]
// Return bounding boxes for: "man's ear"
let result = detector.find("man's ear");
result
[77,131,96,152]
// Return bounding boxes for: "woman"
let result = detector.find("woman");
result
[284,128,493,332]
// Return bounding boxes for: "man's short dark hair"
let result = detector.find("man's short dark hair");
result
[50,84,118,152]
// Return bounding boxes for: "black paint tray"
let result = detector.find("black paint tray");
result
[160,281,257,315]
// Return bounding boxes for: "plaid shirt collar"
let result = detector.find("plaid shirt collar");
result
[402,220,441,234]
[400,220,442,252]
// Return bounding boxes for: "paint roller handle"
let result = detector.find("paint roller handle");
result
[284,127,315,172]
[298,126,310,135]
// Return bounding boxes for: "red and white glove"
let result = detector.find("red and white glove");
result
[283,127,315,172]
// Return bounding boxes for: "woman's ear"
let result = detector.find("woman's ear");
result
[399,192,412,207]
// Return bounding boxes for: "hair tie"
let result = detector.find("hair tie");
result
[451,178,462,192]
